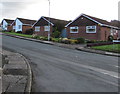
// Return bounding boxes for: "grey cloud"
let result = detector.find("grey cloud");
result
[1,2,28,19]
[0,0,47,21]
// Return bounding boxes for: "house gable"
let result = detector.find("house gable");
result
[15,19,23,32]
[33,16,54,27]
[66,14,118,29]
[2,20,8,30]
[34,17,52,26]
[67,15,98,27]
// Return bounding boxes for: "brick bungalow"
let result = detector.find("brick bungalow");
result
[65,13,119,41]
[33,16,69,37]
[1,19,14,31]
[11,18,36,33]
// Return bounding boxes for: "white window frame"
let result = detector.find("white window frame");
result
[44,26,50,32]
[35,26,40,32]
[70,26,79,33]
[86,26,96,33]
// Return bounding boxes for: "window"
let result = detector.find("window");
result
[44,26,50,31]
[86,26,96,33]
[35,26,40,32]
[70,26,78,33]
[18,25,22,29]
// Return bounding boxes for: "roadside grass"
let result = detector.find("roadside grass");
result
[3,32,33,38]
[91,44,120,53]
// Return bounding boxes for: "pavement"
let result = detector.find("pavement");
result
[2,33,120,57]
[1,49,32,93]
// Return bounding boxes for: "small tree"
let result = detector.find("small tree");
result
[52,27,60,38]
[52,21,65,38]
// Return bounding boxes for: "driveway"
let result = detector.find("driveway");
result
[2,35,119,92]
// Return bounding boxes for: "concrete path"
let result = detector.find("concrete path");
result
[1,49,32,93]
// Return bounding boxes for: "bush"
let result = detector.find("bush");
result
[86,39,96,43]
[61,38,71,44]
[51,38,60,42]
[108,35,113,42]
[16,31,22,33]
[76,37,85,44]
[25,28,33,35]
[32,34,40,39]
[52,31,61,38]
[69,39,78,44]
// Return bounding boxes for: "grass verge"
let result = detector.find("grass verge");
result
[3,32,33,38]
[91,44,120,53]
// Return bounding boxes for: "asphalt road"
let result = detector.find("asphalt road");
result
[2,35,119,92]
[0,53,2,94]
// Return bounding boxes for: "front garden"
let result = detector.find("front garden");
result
[2,31,120,53]
[2,31,108,44]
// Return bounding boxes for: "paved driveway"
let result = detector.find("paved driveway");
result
[2,35,119,92]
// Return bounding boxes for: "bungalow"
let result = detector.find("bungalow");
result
[1,19,14,31]
[11,18,36,33]
[33,16,69,37]
[65,13,119,41]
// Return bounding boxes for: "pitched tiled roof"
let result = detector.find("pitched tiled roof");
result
[4,19,14,25]
[17,18,36,25]
[83,14,112,26]
[43,16,70,26]
[33,16,70,26]
[66,13,118,28]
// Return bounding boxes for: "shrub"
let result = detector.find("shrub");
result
[61,38,71,44]
[76,37,85,44]
[16,31,22,33]
[86,39,96,43]
[108,35,113,42]
[32,34,40,39]
[69,39,78,44]
[52,30,61,38]
[51,38,60,42]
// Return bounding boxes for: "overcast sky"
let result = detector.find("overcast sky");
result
[0,0,119,22]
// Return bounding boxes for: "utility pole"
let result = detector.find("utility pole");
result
[48,0,50,41]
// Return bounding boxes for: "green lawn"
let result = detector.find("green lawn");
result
[3,32,33,38]
[92,44,120,53]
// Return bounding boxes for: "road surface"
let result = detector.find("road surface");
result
[2,34,119,92]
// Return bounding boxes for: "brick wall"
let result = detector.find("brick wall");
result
[22,25,32,34]
[67,25,118,41]
[34,26,53,37]
[7,25,12,32]
[67,25,101,40]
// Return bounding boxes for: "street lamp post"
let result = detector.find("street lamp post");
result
[48,0,50,41]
